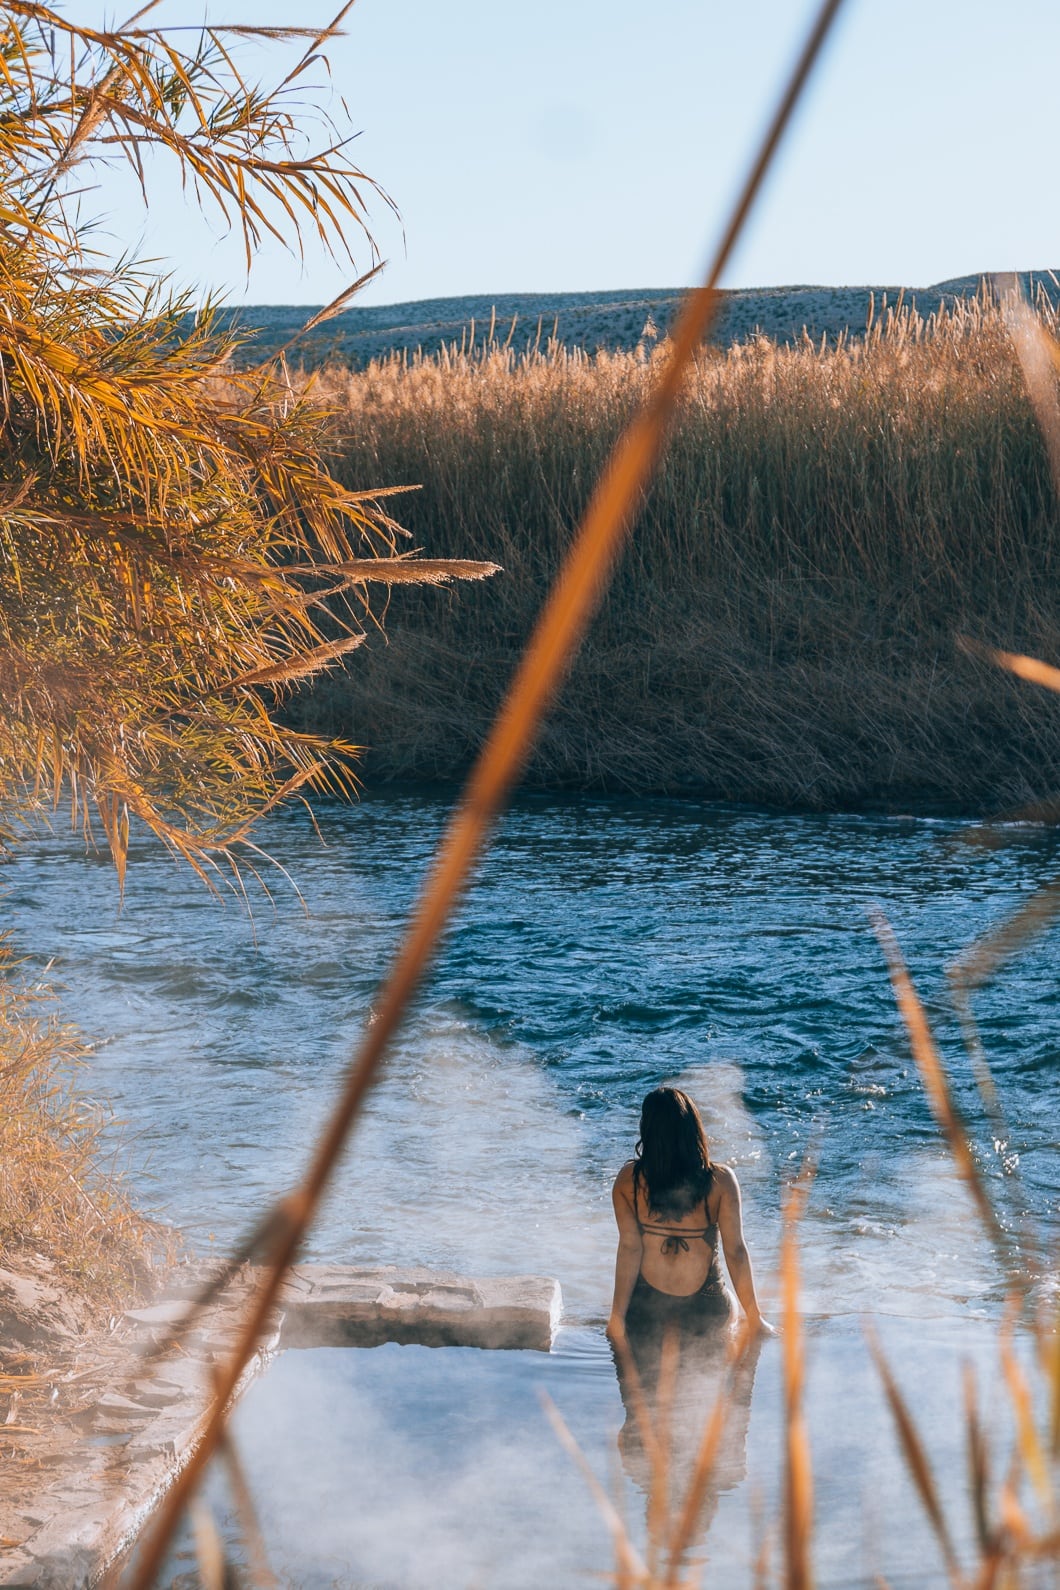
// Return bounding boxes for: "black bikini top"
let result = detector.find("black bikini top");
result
[632,1167,716,1256]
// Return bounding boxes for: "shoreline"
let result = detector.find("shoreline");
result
[343,772,1030,825]
[0,1255,280,1587]
[0,1263,559,1587]
[0,1251,209,1585]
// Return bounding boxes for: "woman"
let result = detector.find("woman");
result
[606,1086,772,1346]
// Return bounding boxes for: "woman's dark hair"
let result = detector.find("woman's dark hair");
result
[633,1086,713,1219]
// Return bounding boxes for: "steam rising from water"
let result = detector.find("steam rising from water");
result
[164,1316,1021,1588]
[315,1011,610,1314]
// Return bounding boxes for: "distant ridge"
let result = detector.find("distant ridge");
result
[225,271,1060,368]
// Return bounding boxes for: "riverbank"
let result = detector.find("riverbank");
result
[0,1261,275,1586]
[0,1258,177,1579]
[0,1262,557,1584]
[0,944,174,1567]
[0,941,163,1302]
[292,292,1060,810]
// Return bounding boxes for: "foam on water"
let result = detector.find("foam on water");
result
[10,792,1054,1311]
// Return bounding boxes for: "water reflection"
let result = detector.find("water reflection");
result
[612,1323,762,1569]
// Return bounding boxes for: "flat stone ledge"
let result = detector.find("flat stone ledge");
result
[0,1308,270,1588]
[0,1265,563,1586]
[275,1265,562,1352]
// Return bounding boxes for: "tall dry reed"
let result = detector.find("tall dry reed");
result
[0,940,160,1304]
[299,292,1060,808]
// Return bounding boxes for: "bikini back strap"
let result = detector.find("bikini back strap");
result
[638,1217,714,1256]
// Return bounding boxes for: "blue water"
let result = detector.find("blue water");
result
[6,792,1059,1584]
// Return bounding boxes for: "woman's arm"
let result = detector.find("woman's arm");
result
[715,1164,773,1335]
[606,1165,643,1343]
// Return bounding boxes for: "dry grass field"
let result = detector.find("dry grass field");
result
[291,290,1060,810]
[0,940,161,1306]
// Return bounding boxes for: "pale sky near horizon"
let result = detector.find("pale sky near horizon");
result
[89,0,1060,307]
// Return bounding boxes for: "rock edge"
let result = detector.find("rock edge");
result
[0,1265,562,1587]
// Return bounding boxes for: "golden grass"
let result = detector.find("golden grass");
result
[0,937,162,1305]
[38,0,1053,1577]
[0,6,497,894]
[291,290,1060,807]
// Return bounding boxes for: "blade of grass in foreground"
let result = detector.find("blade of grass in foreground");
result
[999,283,1060,495]
[1000,1328,1051,1508]
[865,1326,964,1588]
[962,1364,993,1564]
[946,871,1060,1190]
[947,869,1060,995]
[781,1173,814,1590]
[120,3,848,1582]
[871,912,1009,1270]
[215,1421,278,1589]
[539,1390,649,1587]
[959,636,1060,699]
[1047,1297,1060,1461]
[662,1332,746,1588]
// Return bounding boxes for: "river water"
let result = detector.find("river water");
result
[6,793,1059,1585]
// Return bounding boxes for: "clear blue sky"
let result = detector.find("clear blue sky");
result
[93,0,1060,306]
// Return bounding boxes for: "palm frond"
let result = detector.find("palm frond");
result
[0,3,492,881]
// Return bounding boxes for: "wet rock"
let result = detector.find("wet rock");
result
[277,1265,562,1351]
[94,1394,155,1419]
[122,1299,193,1329]
[129,1378,184,1407]
[0,1549,36,1588]
[18,1501,110,1588]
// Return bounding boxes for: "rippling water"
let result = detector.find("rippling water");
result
[7,792,1059,1584]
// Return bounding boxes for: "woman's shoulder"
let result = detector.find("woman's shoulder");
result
[710,1161,740,1196]
[613,1159,638,1191]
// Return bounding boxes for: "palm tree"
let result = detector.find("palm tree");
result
[0,2,496,888]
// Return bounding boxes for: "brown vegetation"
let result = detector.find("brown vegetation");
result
[118,0,1060,1570]
[297,293,1060,809]
[0,5,494,890]
[0,939,161,1317]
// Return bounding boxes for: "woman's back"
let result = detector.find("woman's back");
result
[621,1159,724,1298]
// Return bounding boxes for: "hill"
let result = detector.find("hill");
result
[226,271,1059,367]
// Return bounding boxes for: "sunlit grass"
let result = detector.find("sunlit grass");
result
[4,0,1056,1582]
[0,6,497,892]
[0,937,163,1303]
[300,291,1060,806]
